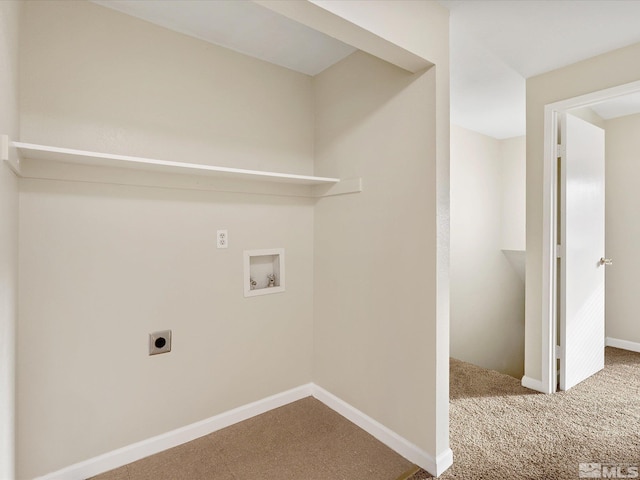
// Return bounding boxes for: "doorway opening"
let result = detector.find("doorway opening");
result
[541,79,640,393]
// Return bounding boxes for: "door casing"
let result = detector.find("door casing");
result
[538,79,640,394]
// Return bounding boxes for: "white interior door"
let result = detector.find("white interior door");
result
[559,113,606,391]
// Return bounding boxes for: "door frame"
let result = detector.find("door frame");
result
[541,79,640,394]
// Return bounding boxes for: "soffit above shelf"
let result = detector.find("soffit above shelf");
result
[91,0,431,75]
[90,0,357,77]
[255,0,432,74]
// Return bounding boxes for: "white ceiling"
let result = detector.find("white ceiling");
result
[590,91,640,120]
[441,0,640,138]
[92,0,640,138]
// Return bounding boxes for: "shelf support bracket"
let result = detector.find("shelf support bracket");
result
[313,177,363,197]
[1,135,21,175]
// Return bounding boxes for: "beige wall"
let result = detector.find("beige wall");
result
[314,1,450,463]
[0,1,20,479]
[450,126,524,378]
[272,0,450,465]
[501,136,526,251]
[19,182,315,479]
[18,2,315,478]
[314,50,438,454]
[20,1,314,175]
[313,0,449,462]
[604,113,640,345]
[525,42,640,382]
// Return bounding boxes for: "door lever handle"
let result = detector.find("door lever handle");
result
[600,257,613,266]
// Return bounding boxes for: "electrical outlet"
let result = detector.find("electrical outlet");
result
[149,330,172,356]
[217,229,228,249]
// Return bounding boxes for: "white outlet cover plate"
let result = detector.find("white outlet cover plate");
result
[217,229,228,249]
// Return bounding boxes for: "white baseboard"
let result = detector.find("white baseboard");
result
[520,340,640,395]
[434,448,455,477]
[521,375,546,393]
[36,383,448,480]
[35,384,314,480]
[606,337,640,353]
[311,385,451,476]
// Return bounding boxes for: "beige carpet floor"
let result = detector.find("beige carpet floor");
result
[409,347,640,479]
[92,347,639,480]
[90,396,416,480]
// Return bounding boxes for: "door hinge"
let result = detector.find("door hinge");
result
[556,244,563,258]
[555,345,563,359]
[557,144,566,158]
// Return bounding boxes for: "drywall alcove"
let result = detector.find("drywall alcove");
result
[244,248,285,297]
[12,1,450,479]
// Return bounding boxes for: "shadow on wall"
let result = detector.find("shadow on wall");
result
[450,125,526,379]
